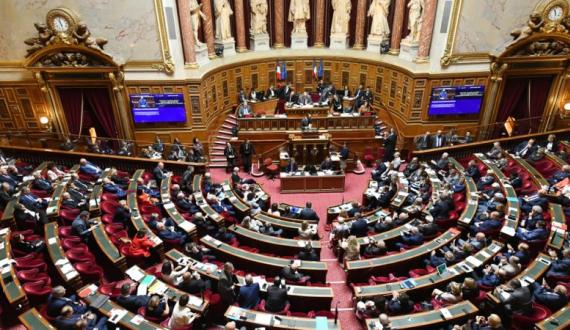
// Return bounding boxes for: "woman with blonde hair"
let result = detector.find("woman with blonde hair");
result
[298,220,316,239]
[342,235,361,261]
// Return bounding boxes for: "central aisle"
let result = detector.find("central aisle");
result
[210,168,372,330]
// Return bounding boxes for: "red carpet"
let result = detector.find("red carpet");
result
[210,168,372,329]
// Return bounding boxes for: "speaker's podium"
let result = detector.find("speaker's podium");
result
[280,129,345,193]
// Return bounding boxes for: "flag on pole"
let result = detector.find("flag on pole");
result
[276,61,282,80]
[312,59,318,79]
[318,59,324,79]
[281,61,287,80]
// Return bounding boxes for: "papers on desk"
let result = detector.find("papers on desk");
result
[126,266,145,282]
[255,312,272,325]
[148,280,168,295]
[178,221,195,232]
[466,256,483,268]
[480,250,491,259]
[151,236,163,245]
[501,226,516,237]
[440,308,453,320]
[130,314,144,326]
[109,308,128,324]
[46,237,57,245]
[189,295,203,307]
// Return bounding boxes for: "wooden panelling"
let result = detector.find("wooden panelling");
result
[0,84,48,132]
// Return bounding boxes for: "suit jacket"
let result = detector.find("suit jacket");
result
[32,179,52,192]
[299,207,319,221]
[224,146,236,160]
[0,190,11,208]
[402,233,424,246]
[301,117,311,128]
[466,165,481,181]
[153,166,165,185]
[218,271,237,305]
[517,228,548,241]
[117,294,150,312]
[298,94,312,105]
[46,295,76,317]
[514,141,538,158]
[178,279,207,295]
[79,162,101,176]
[240,142,255,158]
[238,283,260,309]
[532,283,568,311]
[503,286,532,314]
[431,135,447,148]
[286,93,298,104]
[285,162,298,173]
[114,207,131,225]
[350,218,369,237]
[320,160,333,171]
[265,88,277,99]
[265,285,288,312]
[415,135,431,150]
[544,140,560,153]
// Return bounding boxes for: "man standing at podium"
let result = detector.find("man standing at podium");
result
[240,139,256,173]
[301,114,312,130]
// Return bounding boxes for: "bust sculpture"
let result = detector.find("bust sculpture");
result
[368,0,391,40]
[405,0,425,43]
[331,0,352,35]
[214,0,234,41]
[250,0,268,35]
[189,0,207,47]
[288,0,310,34]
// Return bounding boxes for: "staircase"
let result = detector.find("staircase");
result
[209,114,237,168]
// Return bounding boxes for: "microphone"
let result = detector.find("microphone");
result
[334,301,339,325]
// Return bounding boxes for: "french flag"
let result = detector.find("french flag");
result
[312,60,318,79]
[276,61,282,80]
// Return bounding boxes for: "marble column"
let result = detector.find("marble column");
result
[353,0,367,49]
[314,0,326,47]
[176,0,198,67]
[274,0,285,48]
[201,0,217,58]
[234,0,247,52]
[415,0,438,62]
[389,0,406,55]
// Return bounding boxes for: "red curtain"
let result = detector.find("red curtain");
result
[84,88,118,139]
[58,88,83,136]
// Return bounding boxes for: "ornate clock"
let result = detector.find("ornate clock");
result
[537,0,569,24]
[46,8,79,36]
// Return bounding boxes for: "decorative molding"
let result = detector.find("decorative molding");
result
[440,0,490,67]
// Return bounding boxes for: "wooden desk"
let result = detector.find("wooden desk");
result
[237,114,376,132]
[229,225,321,255]
[226,306,341,330]
[193,191,225,225]
[449,158,479,227]
[510,154,549,188]
[0,228,27,311]
[160,175,197,239]
[18,308,55,330]
[81,286,168,330]
[192,174,202,194]
[366,301,478,330]
[46,165,79,218]
[280,173,345,193]
[166,249,333,311]
[354,241,503,299]
[125,265,209,314]
[474,154,520,238]
[251,98,279,115]
[88,168,112,213]
[44,222,83,290]
[201,235,327,282]
[327,201,357,223]
[254,213,317,237]
[346,228,462,283]
[285,105,329,117]
[91,219,127,271]
[127,170,164,256]
[536,304,570,330]
[549,204,567,250]
[222,180,251,217]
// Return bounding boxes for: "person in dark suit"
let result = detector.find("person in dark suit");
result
[300,114,312,130]
[218,262,238,305]
[78,158,102,178]
[436,153,450,171]
[178,271,210,295]
[299,202,319,221]
[265,277,288,313]
[60,192,84,210]
[519,190,549,214]
[350,213,369,237]
[548,165,570,185]
[531,280,568,311]
[71,211,98,242]
[429,192,454,218]
[0,182,12,209]
[265,85,277,99]
[415,132,431,150]
[113,201,132,228]
[285,158,298,173]
[297,243,319,261]
[397,226,424,248]
[116,283,150,312]
[516,220,548,241]
[383,129,397,162]
[102,178,126,199]
[431,130,446,149]
[281,261,310,283]
[238,274,260,309]
[46,286,87,318]
[53,306,107,330]
[153,162,167,187]
[12,233,44,253]
[224,142,237,172]
[514,139,538,159]
[285,90,298,104]
[156,222,187,245]
[346,202,360,217]
[543,134,560,153]
[386,292,413,315]
[31,172,53,193]
[547,248,570,277]
[498,279,533,315]
[320,156,333,171]
[280,83,292,100]
[471,211,502,234]
[176,193,198,213]
[240,139,256,173]
[238,89,247,103]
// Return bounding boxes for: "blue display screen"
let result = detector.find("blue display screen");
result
[428,85,485,116]
[130,94,187,123]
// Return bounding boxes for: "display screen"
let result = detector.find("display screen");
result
[428,85,484,116]
[130,94,187,123]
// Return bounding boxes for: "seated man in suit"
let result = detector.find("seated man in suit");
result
[71,211,99,242]
[12,233,44,253]
[297,243,319,261]
[516,220,548,241]
[249,88,262,102]
[285,90,298,105]
[400,226,424,247]
[465,160,481,182]
[519,189,549,214]
[237,100,252,118]
[487,142,503,159]
[78,158,102,178]
[178,271,210,295]
[265,85,277,99]
[102,178,126,199]
[549,165,570,185]
[116,283,150,312]
[547,248,570,277]
[53,305,107,330]
[330,94,343,113]
[153,162,167,187]
[531,280,568,312]
[176,193,199,213]
[113,200,132,229]
[347,202,361,217]
[285,158,299,173]
[46,285,87,318]
[281,261,310,284]
[470,211,502,234]
[238,274,260,309]
[429,192,454,219]
[156,222,187,245]
[300,113,312,130]
[320,156,333,171]
[496,279,533,315]
[299,201,319,221]
[61,192,86,211]
[31,172,53,194]
[513,138,538,159]
[19,187,47,211]
[350,213,369,237]
[265,277,289,313]
[298,91,312,106]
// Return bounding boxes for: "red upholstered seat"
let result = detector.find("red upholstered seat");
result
[17,268,51,284]
[101,201,120,215]
[263,158,279,178]
[75,262,104,282]
[65,250,95,263]
[511,303,551,329]
[31,189,50,198]
[14,257,47,271]
[141,204,161,215]
[60,208,81,224]
[99,279,135,298]
[409,268,429,278]
[363,147,375,166]
[61,239,88,251]
[101,193,119,202]
[453,193,465,203]
[58,226,75,238]
[160,318,193,330]
[258,299,291,316]
[101,214,116,225]
[23,279,52,303]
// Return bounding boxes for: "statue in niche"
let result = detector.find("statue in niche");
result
[250,0,268,35]
[331,0,352,35]
[214,0,234,41]
[405,0,424,43]
[189,0,207,47]
[368,0,391,40]
[288,0,310,34]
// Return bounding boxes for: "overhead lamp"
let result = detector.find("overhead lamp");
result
[564,102,570,111]
[39,116,49,125]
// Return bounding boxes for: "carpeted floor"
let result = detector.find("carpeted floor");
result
[210,167,372,330]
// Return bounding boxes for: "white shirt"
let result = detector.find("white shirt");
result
[168,301,194,328]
